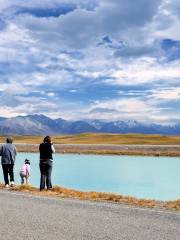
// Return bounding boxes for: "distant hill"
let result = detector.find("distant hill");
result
[0,114,180,135]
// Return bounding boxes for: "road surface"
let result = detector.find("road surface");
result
[0,190,179,240]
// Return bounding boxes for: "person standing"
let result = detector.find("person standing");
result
[0,137,17,187]
[39,136,55,190]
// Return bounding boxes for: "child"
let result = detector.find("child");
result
[19,159,31,184]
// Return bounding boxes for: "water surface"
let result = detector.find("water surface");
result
[0,153,179,201]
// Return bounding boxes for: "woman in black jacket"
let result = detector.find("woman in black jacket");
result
[39,136,55,190]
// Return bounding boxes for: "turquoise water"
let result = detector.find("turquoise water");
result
[0,153,180,201]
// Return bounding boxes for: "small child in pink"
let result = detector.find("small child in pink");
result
[19,159,31,184]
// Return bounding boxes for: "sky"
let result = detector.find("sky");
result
[0,0,180,123]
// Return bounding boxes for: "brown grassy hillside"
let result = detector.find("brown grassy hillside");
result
[0,133,180,145]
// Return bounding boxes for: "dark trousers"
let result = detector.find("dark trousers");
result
[39,160,53,190]
[2,164,14,185]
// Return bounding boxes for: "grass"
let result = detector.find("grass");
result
[10,184,157,208]
[1,133,180,145]
[0,183,4,189]
[0,183,177,211]
[1,133,180,156]
[1,182,179,211]
[164,200,180,211]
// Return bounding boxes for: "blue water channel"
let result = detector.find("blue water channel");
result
[0,153,179,201]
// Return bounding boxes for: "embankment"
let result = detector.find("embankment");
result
[14,143,180,156]
[0,184,179,211]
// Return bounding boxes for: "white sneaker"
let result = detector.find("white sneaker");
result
[10,181,14,187]
[5,184,9,188]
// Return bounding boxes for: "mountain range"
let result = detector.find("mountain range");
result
[0,114,180,135]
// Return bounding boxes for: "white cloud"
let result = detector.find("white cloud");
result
[91,98,154,113]
[47,92,55,97]
[106,59,180,85]
[0,0,179,121]
[154,16,180,40]
[151,87,180,100]
[69,89,77,93]
[0,106,24,118]
[10,0,163,51]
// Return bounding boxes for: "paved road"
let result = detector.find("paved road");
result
[0,190,179,240]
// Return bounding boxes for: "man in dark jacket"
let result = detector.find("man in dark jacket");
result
[0,137,17,187]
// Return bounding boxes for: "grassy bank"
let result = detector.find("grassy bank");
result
[1,133,180,156]
[15,146,180,156]
[0,183,179,211]
[1,133,180,145]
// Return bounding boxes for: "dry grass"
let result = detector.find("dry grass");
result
[13,144,180,156]
[52,133,180,145]
[0,183,4,189]
[1,133,180,145]
[0,184,178,211]
[0,183,172,210]
[1,133,180,156]
[164,200,180,211]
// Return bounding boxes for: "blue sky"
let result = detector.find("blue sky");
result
[0,0,179,123]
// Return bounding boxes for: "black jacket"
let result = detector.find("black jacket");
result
[39,143,54,160]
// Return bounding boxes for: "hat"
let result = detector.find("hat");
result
[25,159,30,164]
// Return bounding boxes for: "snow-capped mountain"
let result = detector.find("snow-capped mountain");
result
[0,114,180,135]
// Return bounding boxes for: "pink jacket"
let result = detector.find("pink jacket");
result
[20,164,30,176]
